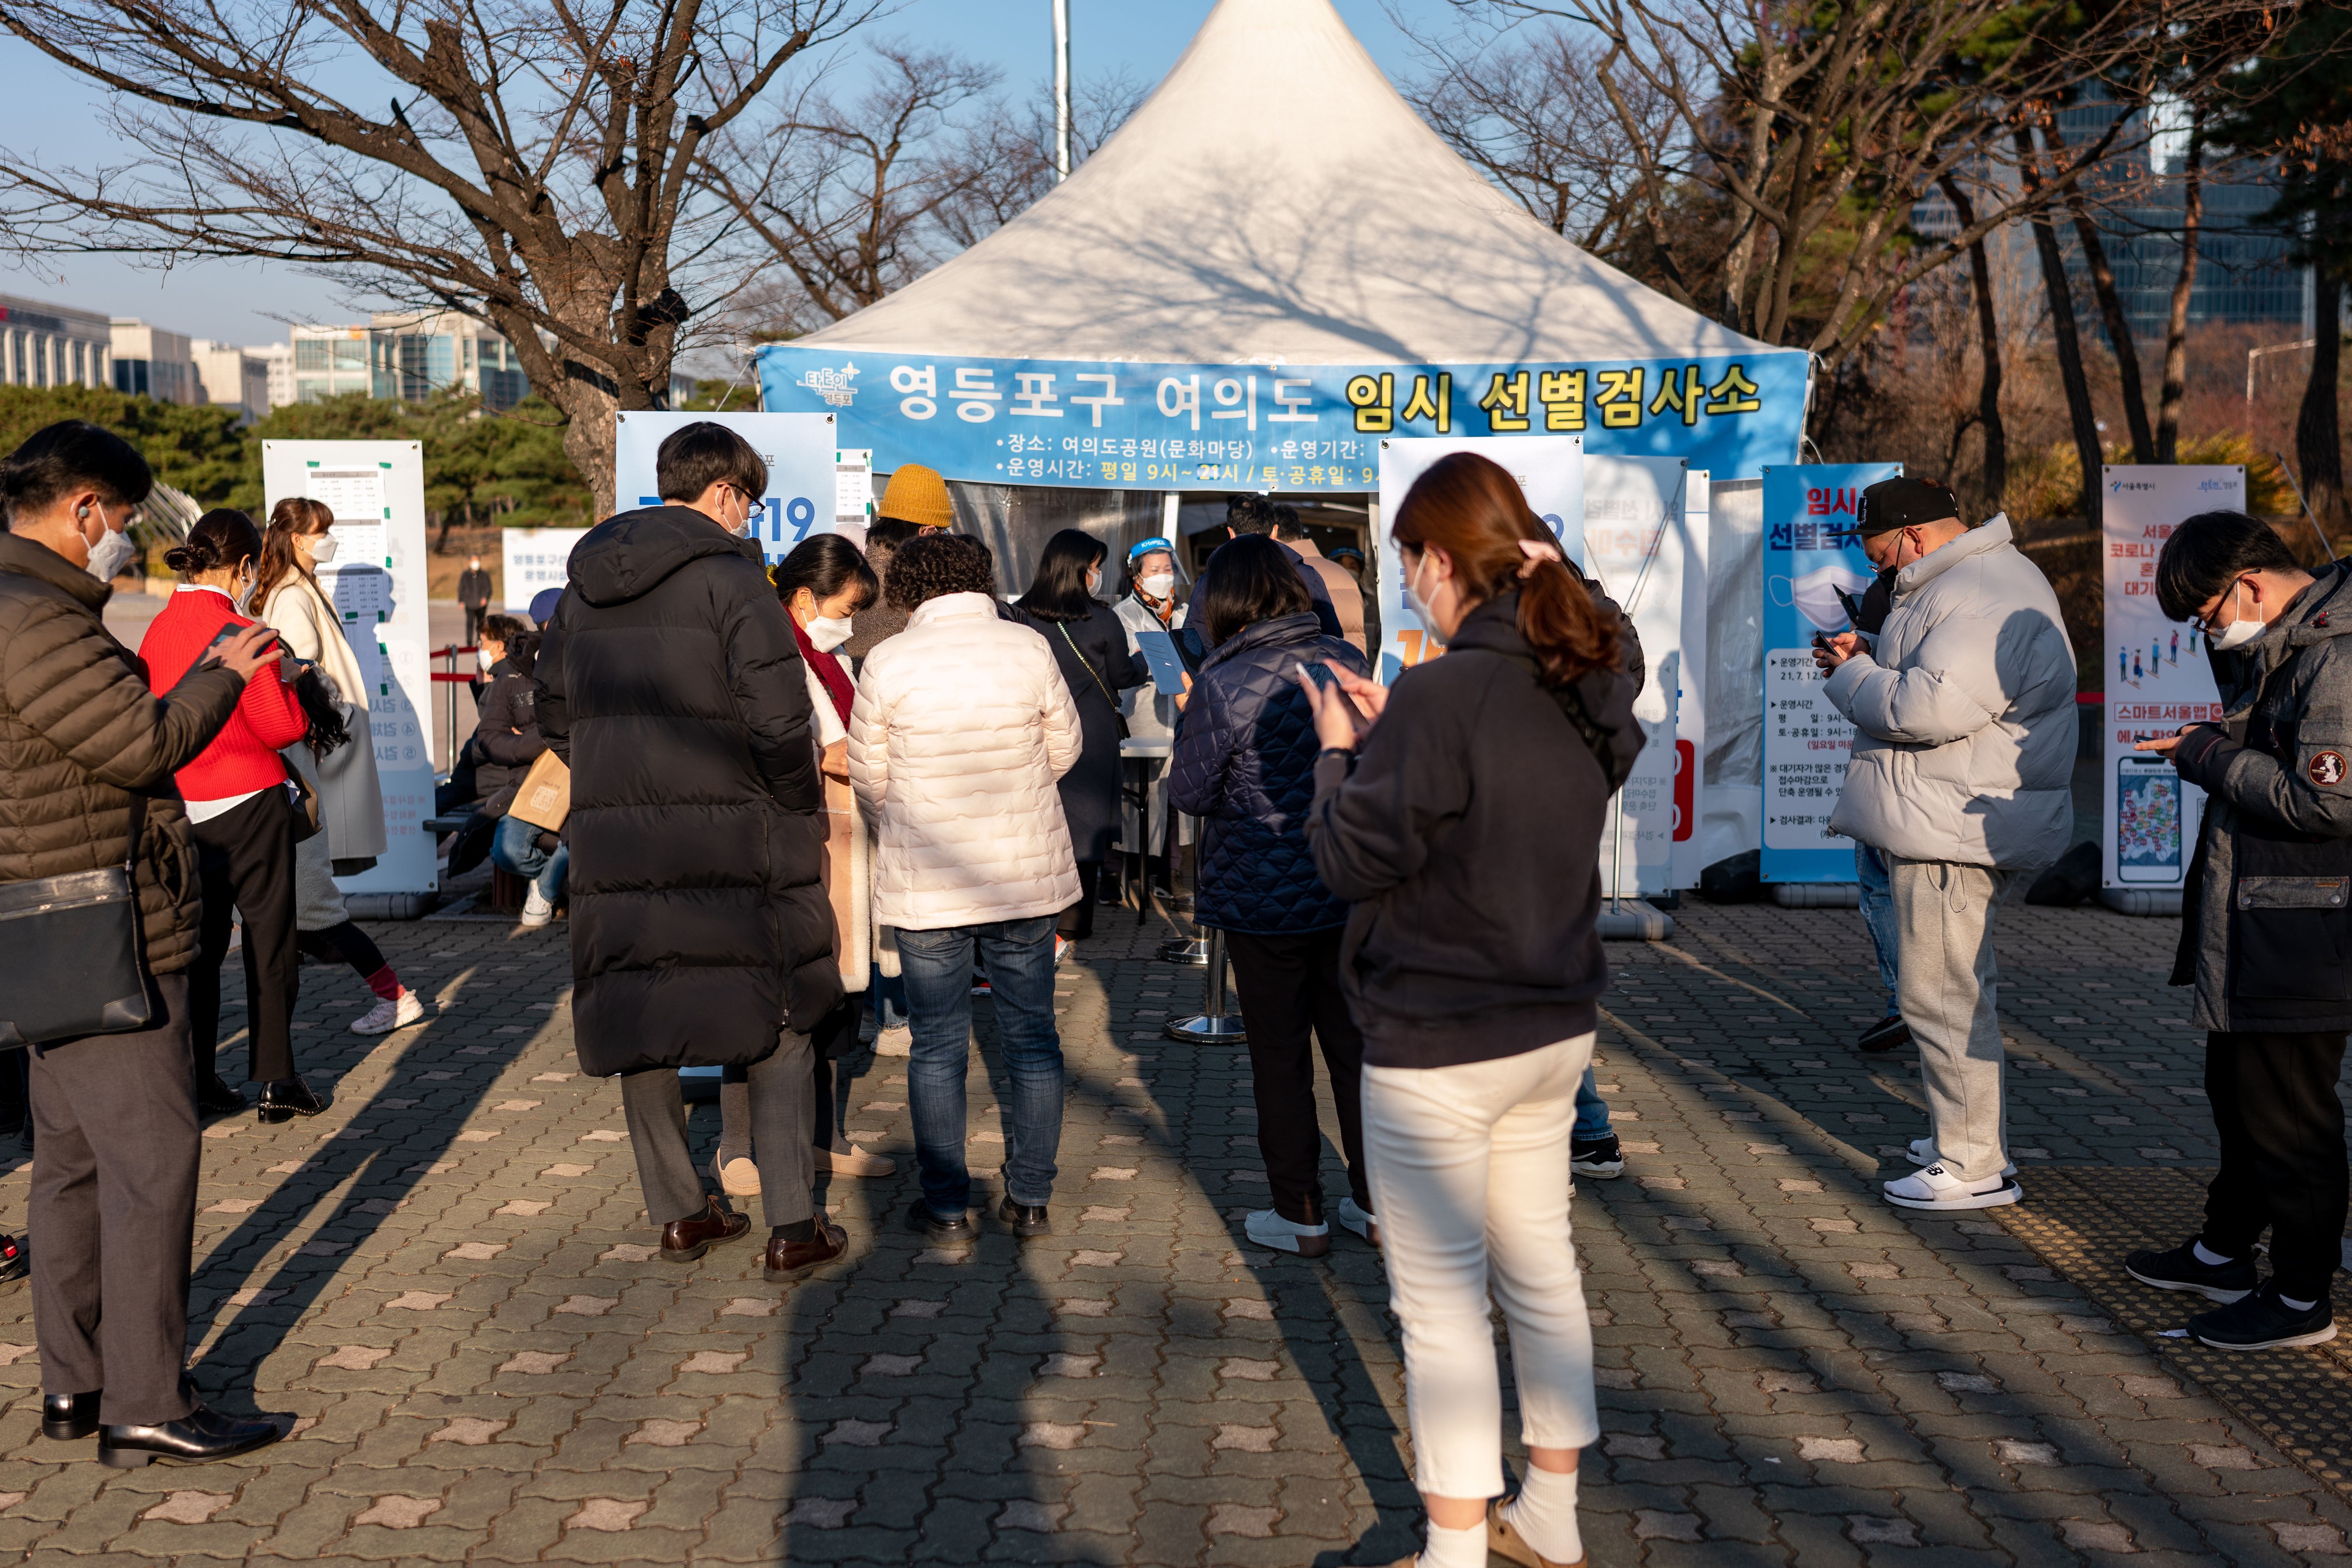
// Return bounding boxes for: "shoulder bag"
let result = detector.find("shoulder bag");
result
[1057,621,1130,740]
[0,796,155,1047]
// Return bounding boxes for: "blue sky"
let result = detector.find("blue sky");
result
[0,0,1476,349]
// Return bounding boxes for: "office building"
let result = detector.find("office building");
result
[0,295,111,390]
[369,309,531,411]
[250,341,294,411]
[110,319,201,403]
[190,339,271,418]
[290,323,374,403]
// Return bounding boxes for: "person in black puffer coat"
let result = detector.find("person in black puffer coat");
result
[535,422,848,1280]
[1170,533,1373,1258]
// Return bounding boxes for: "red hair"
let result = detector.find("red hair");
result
[1391,451,1618,686]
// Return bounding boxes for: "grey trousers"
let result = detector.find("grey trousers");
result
[620,1028,814,1229]
[29,972,201,1425]
[1888,854,2022,1184]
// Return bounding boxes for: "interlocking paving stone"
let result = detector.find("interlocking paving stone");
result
[0,900,2346,1562]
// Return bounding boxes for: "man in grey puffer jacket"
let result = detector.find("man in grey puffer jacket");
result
[1815,477,2076,1212]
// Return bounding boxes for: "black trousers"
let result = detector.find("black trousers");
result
[464,604,487,645]
[1224,927,1370,1223]
[2202,1029,2350,1301]
[298,920,386,982]
[30,973,200,1425]
[189,786,300,1085]
[1059,861,1102,940]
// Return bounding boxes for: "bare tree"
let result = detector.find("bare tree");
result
[2155,105,2207,464]
[0,0,874,514]
[931,73,1146,251]
[1937,174,2006,508]
[1454,0,2277,369]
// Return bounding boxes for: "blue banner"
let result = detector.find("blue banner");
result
[1760,462,1901,884]
[757,345,1807,490]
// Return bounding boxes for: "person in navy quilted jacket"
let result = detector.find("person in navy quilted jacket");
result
[1170,533,1375,1257]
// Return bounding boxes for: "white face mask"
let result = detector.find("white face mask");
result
[805,615,855,652]
[1404,552,1449,646]
[1087,567,1103,595]
[83,526,136,584]
[1139,572,1175,600]
[2210,581,2266,652]
[307,534,339,564]
[233,565,259,614]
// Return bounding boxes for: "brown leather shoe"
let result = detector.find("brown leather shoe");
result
[763,1219,849,1281]
[659,1195,749,1264]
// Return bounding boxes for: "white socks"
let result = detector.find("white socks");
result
[1420,1519,1486,1568]
[2282,1293,2320,1312]
[1502,1465,1583,1565]
[2192,1240,2235,1267]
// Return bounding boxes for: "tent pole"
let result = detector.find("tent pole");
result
[1053,0,1074,182]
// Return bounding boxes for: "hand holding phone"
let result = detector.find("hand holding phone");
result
[206,623,284,684]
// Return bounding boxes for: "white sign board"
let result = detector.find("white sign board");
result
[1583,457,1709,893]
[502,528,590,615]
[612,411,840,568]
[2102,465,2242,889]
[261,441,435,899]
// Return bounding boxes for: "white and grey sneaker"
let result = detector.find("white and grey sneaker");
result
[1244,1208,1331,1257]
[1883,1163,2021,1211]
[1336,1196,1379,1248]
[520,885,555,927]
[1907,1137,2017,1179]
[350,990,425,1035]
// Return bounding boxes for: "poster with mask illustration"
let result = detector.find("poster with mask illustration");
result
[611,411,840,567]
[262,440,435,902]
[1760,462,1900,883]
[2102,465,2241,891]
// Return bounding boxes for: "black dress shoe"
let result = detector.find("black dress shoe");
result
[1856,1014,1912,1054]
[906,1199,976,1242]
[0,1232,25,1288]
[195,1075,247,1117]
[998,1198,1052,1238]
[659,1195,750,1263]
[99,1402,285,1468]
[255,1077,330,1124]
[42,1391,99,1441]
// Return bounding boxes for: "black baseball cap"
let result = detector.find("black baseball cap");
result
[1855,477,1960,536]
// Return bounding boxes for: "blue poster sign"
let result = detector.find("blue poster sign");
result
[756,345,1808,490]
[1760,462,1901,884]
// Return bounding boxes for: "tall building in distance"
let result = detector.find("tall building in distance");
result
[189,339,271,419]
[109,319,202,403]
[251,341,294,411]
[369,309,531,411]
[0,296,112,390]
[289,323,374,403]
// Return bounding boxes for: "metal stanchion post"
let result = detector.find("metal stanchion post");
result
[1155,806,1209,965]
[1165,928,1245,1043]
[443,644,459,773]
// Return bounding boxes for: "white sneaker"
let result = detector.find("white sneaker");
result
[1907,1137,2017,1179]
[1244,1208,1331,1257]
[350,991,425,1035]
[1336,1196,1380,1249]
[520,886,554,927]
[875,1026,913,1057]
[1883,1163,2021,1211]
[713,1153,761,1197]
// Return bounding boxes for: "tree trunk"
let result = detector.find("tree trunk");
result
[2066,187,2156,462]
[1939,175,2007,512]
[2156,111,2205,464]
[2018,129,2105,524]
[2300,266,2346,535]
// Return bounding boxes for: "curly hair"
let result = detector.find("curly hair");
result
[884,532,997,612]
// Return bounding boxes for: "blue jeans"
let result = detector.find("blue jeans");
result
[1855,843,1900,1013]
[1574,1067,1612,1141]
[897,915,1063,1215]
[492,815,568,901]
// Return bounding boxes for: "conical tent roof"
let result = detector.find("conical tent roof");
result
[795,0,1780,366]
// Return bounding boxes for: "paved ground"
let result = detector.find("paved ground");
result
[1,895,2350,1565]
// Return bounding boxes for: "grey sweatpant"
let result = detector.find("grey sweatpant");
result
[1888,855,2022,1185]
[619,1029,814,1229]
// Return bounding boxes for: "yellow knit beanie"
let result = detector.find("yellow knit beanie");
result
[878,464,954,531]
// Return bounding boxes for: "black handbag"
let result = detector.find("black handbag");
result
[0,796,155,1048]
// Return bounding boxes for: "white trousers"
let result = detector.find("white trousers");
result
[1364,1033,1601,1500]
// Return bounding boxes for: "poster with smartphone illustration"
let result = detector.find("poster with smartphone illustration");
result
[1759,462,1901,884]
[611,411,840,567]
[2103,465,2242,890]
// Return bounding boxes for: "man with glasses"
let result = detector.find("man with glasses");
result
[1811,477,2076,1214]
[535,421,851,1284]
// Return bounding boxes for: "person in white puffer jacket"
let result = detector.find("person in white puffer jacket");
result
[1815,477,2076,1217]
[848,531,1082,1246]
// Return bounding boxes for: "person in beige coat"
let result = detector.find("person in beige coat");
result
[252,498,425,1054]
[848,532,1081,1244]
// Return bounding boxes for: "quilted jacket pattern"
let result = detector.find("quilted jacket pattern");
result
[1170,612,1368,934]
[0,531,243,975]
[850,592,1083,930]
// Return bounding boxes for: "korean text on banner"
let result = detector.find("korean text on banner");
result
[611,412,840,567]
[1759,463,1901,884]
[2102,465,2242,891]
[502,529,590,615]
[760,346,1808,492]
[262,440,436,900]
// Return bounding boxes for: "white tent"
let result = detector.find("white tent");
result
[795,0,1782,367]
